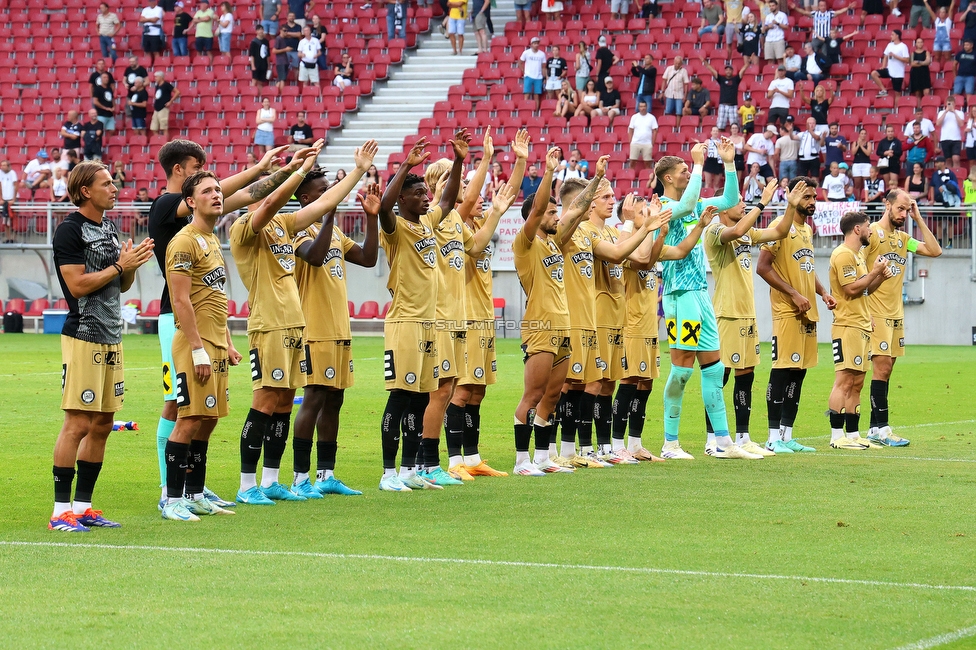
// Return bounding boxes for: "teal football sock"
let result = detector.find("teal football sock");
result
[156,416,176,488]
[663,365,694,441]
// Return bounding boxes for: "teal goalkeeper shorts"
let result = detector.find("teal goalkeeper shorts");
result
[158,312,176,402]
[663,290,720,352]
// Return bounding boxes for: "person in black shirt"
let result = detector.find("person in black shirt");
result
[964,3,976,43]
[544,46,568,99]
[953,40,976,94]
[594,76,622,120]
[281,12,303,70]
[172,2,192,57]
[122,56,149,93]
[289,111,315,144]
[60,109,82,154]
[49,160,156,533]
[631,54,657,114]
[88,59,115,91]
[92,72,116,131]
[81,109,104,160]
[128,77,150,136]
[593,35,618,92]
[249,25,271,86]
[702,57,748,130]
[150,71,180,139]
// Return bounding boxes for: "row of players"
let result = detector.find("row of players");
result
[45,126,940,530]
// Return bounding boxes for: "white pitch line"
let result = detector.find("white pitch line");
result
[0,366,157,378]
[891,624,976,650]
[2,541,976,594]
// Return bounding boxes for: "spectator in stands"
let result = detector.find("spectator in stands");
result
[49,148,63,172]
[631,54,657,113]
[930,156,962,206]
[782,45,801,80]
[172,2,191,57]
[611,0,629,20]
[765,65,794,126]
[953,40,976,95]
[554,79,579,118]
[799,83,833,134]
[904,162,930,203]
[702,127,726,189]
[702,58,748,130]
[112,160,127,189]
[262,0,281,35]
[575,79,600,117]
[738,92,760,130]
[92,72,116,132]
[904,107,936,138]
[928,2,953,64]
[273,30,294,88]
[628,100,658,172]
[60,110,82,158]
[472,0,490,53]
[520,37,547,110]
[545,46,568,99]
[821,161,851,201]
[905,120,935,170]
[254,97,277,156]
[729,122,746,184]
[297,25,322,88]
[190,0,216,64]
[386,0,407,41]
[0,160,15,242]
[742,162,768,201]
[594,76,622,121]
[965,105,976,161]
[541,0,564,23]
[963,165,976,204]
[514,0,531,28]
[488,161,507,196]
[937,96,965,168]
[364,165,385,192]
[789,0,855,48]
[246,151,259,169]
[465,156,493,199]
[745,125,776,178]
[571,148,590,177]
[289,0,309,27]
[908,37,933,102]
[851,127,873,197]
[774,123,799,180]
[64,150,80,173]
[51,167,69,203]
[909,0,934,29]
[641,0,661,20]
[249,25,271,86]
[796,42,827,84]
[661,56,690,120]
[739,13,761,66]
[139,0,164,65]
[122,57,148,95]
[681,77,712,124]
[863,165,886,208]
[871,30,910,100]
[761,1,789,62]
[820,26,856,72]
[22,151,52,194]
[723,0,749,57]
[134,187,152,227]
[554,155,585,195]
[575,41,592,92]
[446,0,466,54]
[822,121,847,171]
[89,60,114,92]
[289,111,315,144]
[699,0,727,42]
[964,2,976,45]
[593,36,619,92]
[217,2,235,54]
[876,125,903,190]
[309,14,328,69]
[128,77,149,136]
[150,71,179,140]
[96,2,120,64]
[332,52,355,90]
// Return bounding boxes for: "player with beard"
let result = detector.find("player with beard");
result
[863,190,941,446]
[827,211,893,449]
[757,176,837,454]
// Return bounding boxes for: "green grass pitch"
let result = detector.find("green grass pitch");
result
[0,334,974,649]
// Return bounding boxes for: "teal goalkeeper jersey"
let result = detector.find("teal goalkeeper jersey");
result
[660,169,739,295]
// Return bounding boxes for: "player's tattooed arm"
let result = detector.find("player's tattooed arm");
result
[217,145,292,215]
[556,154,608,245]
[380,137,430,234]
[248,142,322,233]
[293,140,378,232]
[523,147,560,242]
[346,183,381,267]
[458,127,493,220]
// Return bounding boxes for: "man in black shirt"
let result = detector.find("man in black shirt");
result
[702,58,748,129]
[595,76,622,120]
[544,46,567,99]
[281,12,303,70]
[150,71,180,140]
[593,35,618,92]
[92,72,116,132]
[81,109,104,160]
[122,56,149,94]
[49,160,156,532]
[146,139,293,509]
[289,111,315,144]
[682,76,712,119]
[88,59,115,91]
[172,2,192,57]
[953,40,976,95]
[128,77,150,136]
[631,54,657,114]
[249,25,271,86]
[60,109,82,155]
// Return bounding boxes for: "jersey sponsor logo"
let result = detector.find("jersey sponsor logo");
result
[550,266,564,282]
[638,269,657,289]
[418,340,435,354]
[596,358,608,371]
[175,371,189,406]
[383,349,395,380]
[269,242,294,256]
[803,323,817,335]
[202,266,227,292]
[734,244,752,270]
[606,331,623,346]
[330,264,344,279]
[195,234,209,250]
[476,255,491,272]
[755,344,761,355]
[881,252,907,266]
[898,337,905,347]
[92,350,121,365]
[491,359,497,372]
[739,323,756,337]
[666,318,677,345]
[792,248,815,273]
[171,250,192,271]
[542,253,564,268]
[271,368,284,381]
[771,335,778,361]
[323,247,343,264]
[440,239,464,257]
[414,237,437,266]
[281,335,303,349]
[842,264,857,279]
[608,264,623,279]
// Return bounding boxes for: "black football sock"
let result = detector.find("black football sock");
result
[514,422,533,453]
[870,379,889,429]
[444,403,465,462]
[612,383,637,442]
[292,436,313,477]
[594,394,613,447]
[407,392,430,468]
[53,465,75,507]
[766,369,788,435]
[185,439,208,498]
[561,390,583,444]
[780,368,807,429]
[164,441,190,500]
[845,410,861,436]
[317,440,338,474]
[74,459,102,505]
[733,371,755,435]
[240,408,271,474]
[263,412,291,470]
[462,404,481,457]
[381,389,410,470]
[554,391,569,442]
[421,437,441,469]
[533,420,553,452]
[629,388,651,439]
[577,391,596,450]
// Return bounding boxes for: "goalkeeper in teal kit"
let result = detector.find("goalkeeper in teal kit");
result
[654,140,763,460]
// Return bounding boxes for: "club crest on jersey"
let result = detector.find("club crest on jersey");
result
[572,362,583,374]
[474,366,485,379]
[880,341,889,351]
[81,389,95,404]
[731,353,740,363]
[791,353,801,363]
[639,360,647,372]
[405,372,417,385]
[325,367,336,379]
[274,226,285,238]
[205,395,216,409]
[476,256,491,272]
[271,368,284,381]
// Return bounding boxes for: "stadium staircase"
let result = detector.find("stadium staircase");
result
[320,0,518,172]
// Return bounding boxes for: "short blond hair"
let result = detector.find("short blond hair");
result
[424,158,462,203]
[68,161,109,207]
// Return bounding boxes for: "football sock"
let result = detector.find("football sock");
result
[845,409,861,440]
[663,365,693,442]
[185,439,208,500]
[628,388,651,451]
[381,390,410,471]
[870,379,889,429]
[577,392,596,452]
[240,408,271,490]
[594,394,613,447]
[533,414,552,463]
[782,426,793,442]
[52,465,75,517]
[704,367,732,434]
[514,415,532,465]
[611,383,637,445]
[445,403,465,467]
[261,412,290,487]
[421,437,440,470]
[766,368,788,444]
[554,391,568,440]
[164,440,189,501]
[316,440,338,476]
[462,403,481,462]
[403,392,428,470]
[829,409,845,441]
[733,370,754,440]
[780,368,807,429]
[560,390,581,456]
[156,416,175,488]
[701,360,730,441]
[72,460,102,515]
[292,436,313,484]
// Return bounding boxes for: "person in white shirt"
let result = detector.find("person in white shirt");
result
[903,108,936,138]
[139,0,164,64]
[464,155,493,199]
[51,166,69,202]
[765,65,795,125]
[520,37,548,108]
[628,100,659,172]
[936,95,966,168]
[22,150,52,191]
[822,161,851,201]
[762,0,789,61]
[745,125,776,177]
[871,29,911,97]
[217,2,235,54]
[297,24,321,88]
[0,160,17,241]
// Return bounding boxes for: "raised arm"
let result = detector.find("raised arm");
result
[660,205,718,260]
[178,144,291,217]
[292,139,378,231]
[295,207,337,266]
[458,127,493,220]
[522,147,560,242]
[556,155,609,245]
[379,137,430,234]
[506,129,530,195]
[701,137,740,211]
[754,180,805,243]
[620,195,673,265]
[468,182,517,254]
[439,128,471,217]
[344,184,381,267]
[669,142,706,219]
[719,177,778,243]
[908,198,943,257]
[246,144,321,233]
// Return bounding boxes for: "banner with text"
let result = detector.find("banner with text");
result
[812,201,860,237]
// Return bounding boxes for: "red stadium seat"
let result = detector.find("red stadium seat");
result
[354,301,379,319]
[143,299,161,318]
[5,298,26,315]
[24,299,50,317]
